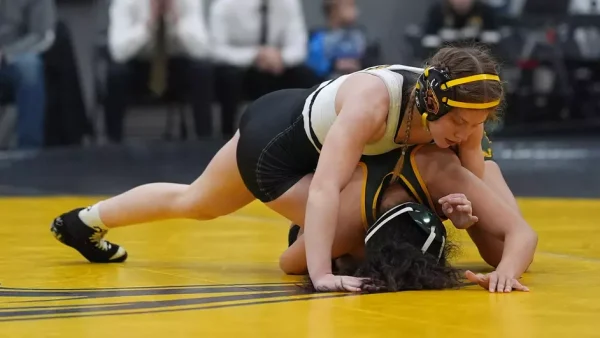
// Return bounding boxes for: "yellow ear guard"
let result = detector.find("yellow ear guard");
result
[414,67,501,121]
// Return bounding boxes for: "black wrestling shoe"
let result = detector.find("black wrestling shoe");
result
[50,208,128,263]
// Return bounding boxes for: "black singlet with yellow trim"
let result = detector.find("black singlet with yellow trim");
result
[358,133,494,229]
[390,68,420,144]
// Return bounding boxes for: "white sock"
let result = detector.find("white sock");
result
[78,202,108,230]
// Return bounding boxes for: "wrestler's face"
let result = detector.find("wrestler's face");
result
[428,108,489,148]
[331,0,358,26]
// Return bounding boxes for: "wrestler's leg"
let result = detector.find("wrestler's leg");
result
[278,168,367,275]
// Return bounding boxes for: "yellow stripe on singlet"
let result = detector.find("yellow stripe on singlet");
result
[371,172,393,227]
[358,162,368,230]
[399,175,424,205]
[410,144,436,210]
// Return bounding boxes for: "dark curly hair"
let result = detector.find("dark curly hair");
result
[303,203,463,293]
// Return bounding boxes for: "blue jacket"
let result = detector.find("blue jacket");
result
[306,25,368,78]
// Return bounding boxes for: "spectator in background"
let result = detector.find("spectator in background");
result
[0,0,56,149]
[210,0,320,137]
[570,0,600,14]
[306,0,371,80]
[106,0,213,143]
[422,0,500,49]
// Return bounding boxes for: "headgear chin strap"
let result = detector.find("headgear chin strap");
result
[365,202,446,261]
[415,67,501,123]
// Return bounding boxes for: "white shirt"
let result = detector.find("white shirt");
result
[108,0,210,63]
[209,0,307,67]
[302,65,423,156]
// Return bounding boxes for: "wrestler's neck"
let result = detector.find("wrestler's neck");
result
[394,104,434,145]
[378,184,415,213]
[380,179,446,219]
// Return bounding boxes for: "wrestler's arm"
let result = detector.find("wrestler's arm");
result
[280,168,367,275]
[280,164,413,275]
[280,179,364,275]
[280,232,364,275]
[304,73,389,289]
[457,124,485,179]
[421,147,537,282]
[280,231,308,275]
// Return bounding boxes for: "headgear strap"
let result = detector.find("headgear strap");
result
[365,203,446,260]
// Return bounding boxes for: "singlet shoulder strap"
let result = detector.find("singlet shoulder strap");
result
[357,65,424,153]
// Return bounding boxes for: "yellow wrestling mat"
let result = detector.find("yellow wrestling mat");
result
[1,197,599,338]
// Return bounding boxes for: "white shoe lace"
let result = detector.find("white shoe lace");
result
[89,228,112,251]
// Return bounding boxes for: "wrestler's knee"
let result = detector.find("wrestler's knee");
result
[173,187,223,221]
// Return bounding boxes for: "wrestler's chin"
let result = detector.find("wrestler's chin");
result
[432,137,450,148]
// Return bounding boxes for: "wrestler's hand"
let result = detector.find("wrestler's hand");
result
[465,270,529,293]
[312,274,368,292]
[439,193,478,229]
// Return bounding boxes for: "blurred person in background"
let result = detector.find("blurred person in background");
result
[421,0,500,49]
[106,0,213,143]
[0,0,56,149]
[570,0,600,14]
[306,0,376,80]
[567,0,600,120]
[210,0,320,138]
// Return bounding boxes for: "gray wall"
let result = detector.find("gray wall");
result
[58,0,436,112]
